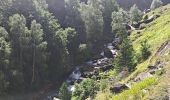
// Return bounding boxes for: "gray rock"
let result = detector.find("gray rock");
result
[110,84,129,93]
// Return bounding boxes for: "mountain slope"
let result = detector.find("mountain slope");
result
[112,4,170,100]
[93,4,170,100]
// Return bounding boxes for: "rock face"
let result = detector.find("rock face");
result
[110,84,129,93]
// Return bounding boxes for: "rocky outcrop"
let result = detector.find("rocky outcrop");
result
[143,15,160,24]
[110,84,129,93]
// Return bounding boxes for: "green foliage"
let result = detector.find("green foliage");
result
[9,14,30,90]
[59,83,71,100]
[100,0,119,35]
[100,79,108,91]
[77,44,91,64]
[79,1,103,42]
[114,38,135,72]
[111,8,129,33]
[130,4,143,23]
[73,78,99,100]
[112,77,157,100]
[65,0,86,47]
[0,27,10,95]
[140,40,151,61]
[150,0,163,10]
[30,20,47,86]
[155,69,164,76]
[0,0,169,98]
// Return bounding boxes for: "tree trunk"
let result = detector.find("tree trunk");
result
[31,42,36,84]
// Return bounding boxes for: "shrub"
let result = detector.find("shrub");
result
[59,83,71,100]
[73,78,99,100]
[76,44,91,64]
[100,79,108,91]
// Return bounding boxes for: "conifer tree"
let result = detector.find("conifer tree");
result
[141,40,151,61]
[114,38,135,72]
[0,27,11,94]
[79,1,104,42]
[59,83,71,100]
[9,14,30,90]
[30,20,47,85]
[100,0,119,35]
[130,4,143,23]
[111,9,129,33]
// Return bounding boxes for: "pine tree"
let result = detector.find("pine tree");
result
[9,14,30,90]
[100,0,119,35]
[33,0,70,81]
[130,4,143,23]
[141,40,151,61]
[79,1,104,56]
[0,27,11,94]
[79,1,104,42]
[114,38,135,72]
[111,8,129,33]
[59,83,71,100]
[30,20,47,85]
[64,0,85,64]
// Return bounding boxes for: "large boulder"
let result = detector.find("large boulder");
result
[148,65,157,69]
[132,22,141,28]
[104,48,114,58]
[142,15,160,24]
[100,64,113,72]
[110,84,129,93]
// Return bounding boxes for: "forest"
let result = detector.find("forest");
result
[0,0,170,100]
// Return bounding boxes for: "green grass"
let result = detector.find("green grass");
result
[122,60,149,83]
[123,4,170,83]
[112,77,157,100]
[111,4,170,100]
[99,69,116,79]
[94,4,170,100]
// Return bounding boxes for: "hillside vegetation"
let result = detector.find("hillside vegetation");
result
[0,0,170,100]
[99,4,170,100]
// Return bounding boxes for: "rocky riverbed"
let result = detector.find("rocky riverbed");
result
[43,41,119,100]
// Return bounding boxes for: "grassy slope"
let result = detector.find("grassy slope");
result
[122,4,170,83]
[111,4,170,100]
[124,4,170,83]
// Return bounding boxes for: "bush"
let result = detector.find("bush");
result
[76,44,91,64]
[100,79,108,91]
[59,83,71,100]
[73,78,99,100]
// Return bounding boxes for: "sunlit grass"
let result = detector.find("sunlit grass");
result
[124,6,170,83]
[112,77,157,100]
